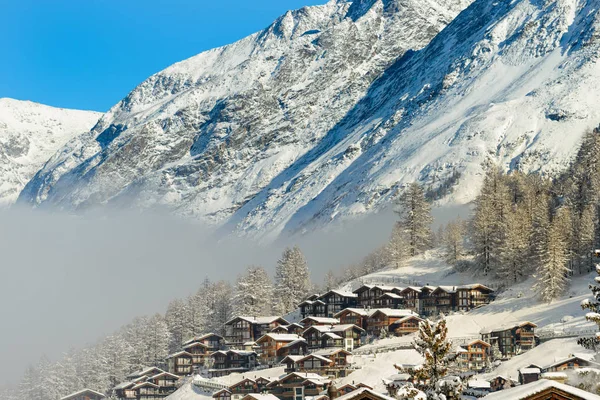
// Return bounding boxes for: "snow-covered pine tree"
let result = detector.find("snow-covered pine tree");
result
[443,218,466,265]
[396,183,433,257]
[398,318,454,399]
[534,208,571,303]
[207,280,234,335]
[145,313,170,366]
[274,246,311,315]
[490,341,503,362]
[233,265,273,316]
[324,270,337,291]
[386,222,409,268]
[579,263,600,352]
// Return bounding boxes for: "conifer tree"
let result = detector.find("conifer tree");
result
[396,183,433,257]
[233,265,273,316]
[274,246,311,315]
[534,208,571,303]
[397,318,454,399]
[579,264,600,352]
[498,206,530,284]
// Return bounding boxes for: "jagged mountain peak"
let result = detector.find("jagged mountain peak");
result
[19,0,600,241]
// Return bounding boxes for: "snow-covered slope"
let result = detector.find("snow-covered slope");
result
[17,0,469,235]
[0,98,101,205]
[19,0,600,240]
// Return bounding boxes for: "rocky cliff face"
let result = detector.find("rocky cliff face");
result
[19,0,600,240]
[0,99,101,206]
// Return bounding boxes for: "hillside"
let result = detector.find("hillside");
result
[0,98,101,205]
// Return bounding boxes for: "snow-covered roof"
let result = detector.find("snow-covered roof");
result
[113,381,135,390]
[241,394,280,400]
[519,368,541,374]
[60,389,105,400]
[257,333,304,343]
[127,366,164,378]
[378,293,403,299]
[302,378,330,386]
[300,354,332,363]
[544,354,599,370]
[132,381,160,390]
[434,286,457,294]
[335,387,395,400]
[541,372,568,379]
[323,332,343,340]
[282,338,307,348]
[468,380,491,389]
[480,321,538,334]
[319,289,358,298]
[330,324,365,332]
[166,351,193,359]
[182,332,224,345]
[482,379,600,399]
[225,316,289,325]
[334,308,376,317]
[301,316,340,324]
[389,315,424,325]
[370,308,416,318]
[184,341,209,349]
[281,355,305,363]
[457,283,494,292]
[312,347,351,356]
[149,371,179,380]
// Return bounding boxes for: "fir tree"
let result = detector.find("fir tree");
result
[579,263,600,352]
[443,218,466,265]
[396,183,433,257]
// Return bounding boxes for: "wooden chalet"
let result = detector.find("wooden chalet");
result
[480,322,537,357]
[353,285,402,308]
[431,286,457,315]
[256,333,306,366]
[456,284,494,311]
[543,355,600,372]
[303,324,364,351]
[266,372,330,400]
[388,315,423,336]
[147,371,180,397]
[183,341,211,369]
[455,340,491,372]
[60,389,105,400]
[519,366,542,385]
[229,378,259,400]
[488,375,518,392]
[334,308,374,330]
[213,389,232,400]
[166,351,193,376]
[282,348,352,378]
[130,381,161,399]
[299,291,358,318]
[225,317,290,348]
[377,293,404,309]
[209,350,258,377]
[399,287,422,313]
[418,286,437,315]
[183,333,225,351]
[301,316,340,327]
[276,338,309,359]
[482,379,600,400]
[365,309,419,336]
[271,323,305,335]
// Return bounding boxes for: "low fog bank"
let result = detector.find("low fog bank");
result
[0,202,470,386]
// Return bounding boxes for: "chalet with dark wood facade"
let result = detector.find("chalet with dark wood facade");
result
[299,291,358,318]
[456,284,494,312]
[480,322,537,357]
[542,355,600,372]
[209,350,258,377]
[271,323,305,335]
[255,333,305,366]
[334,308,374,330]
[225,316,289,349]
[303,324,364,351]
[213,389,232,400]
[266,372,331,400]
[365,309,420,336]
[166,351,193,376]
[282,348,353,378]
[353,285,403,309]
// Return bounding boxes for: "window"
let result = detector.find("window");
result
[295,387,304,400]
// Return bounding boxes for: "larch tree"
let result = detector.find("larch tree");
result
[579,264,600,352]
[386,222,409,268]
[534,208,571,303]
[165,298,191,352]
[443,218,466,265]
[233,265,273,316]
[274,246,311,315]
[396,183,433,257]
[498,206,531,284]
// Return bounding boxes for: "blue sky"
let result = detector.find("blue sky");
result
[0,0,327,112]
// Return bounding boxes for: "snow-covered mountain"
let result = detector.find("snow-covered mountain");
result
[0,99,101,206]
[18,0,600,240]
